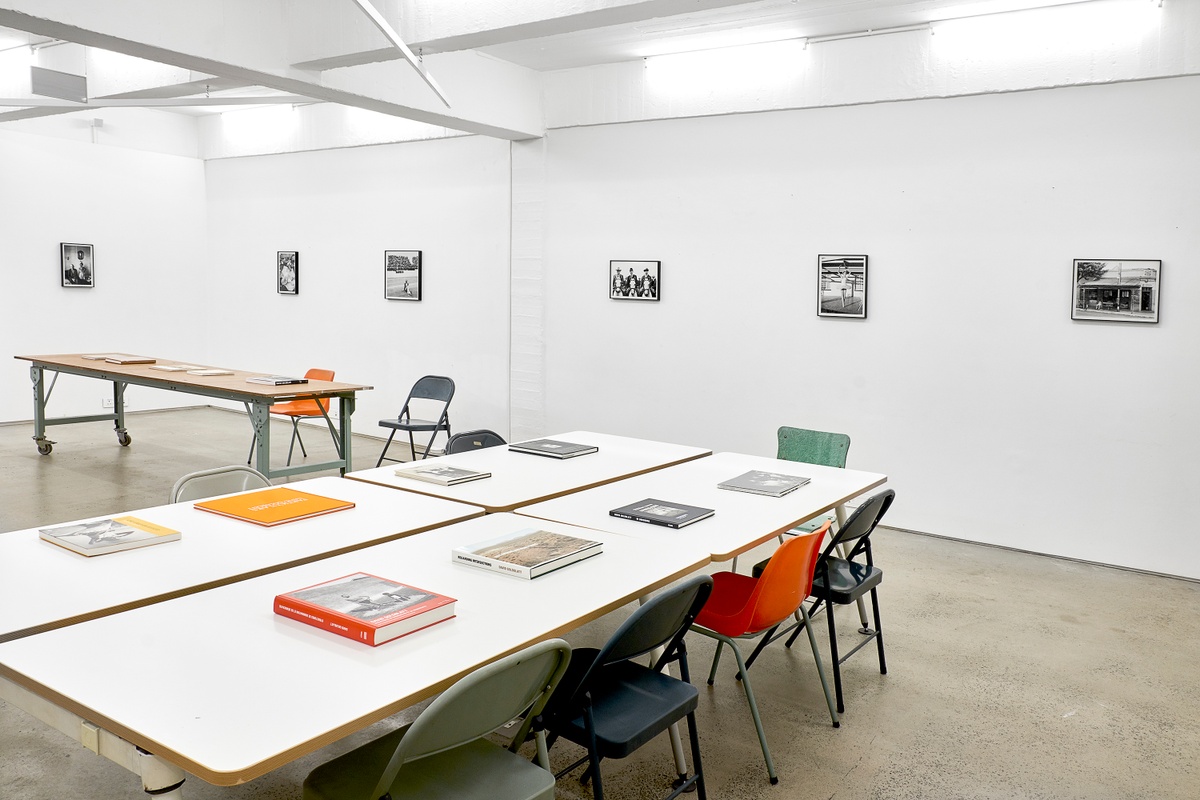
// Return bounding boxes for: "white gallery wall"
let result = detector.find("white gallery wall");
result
[203,135,513,444]
[0,128,208,425]
[532,75,1200,578]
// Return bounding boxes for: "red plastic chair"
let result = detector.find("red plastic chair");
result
[246,368,341,466]
[688,522,838,784]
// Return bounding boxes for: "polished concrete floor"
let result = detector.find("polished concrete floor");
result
[2,407,1198,799]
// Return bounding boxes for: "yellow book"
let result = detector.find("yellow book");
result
[194,487,355,527]
[40,516,180,556]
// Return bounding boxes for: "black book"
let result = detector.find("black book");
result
[718,470,811,497]
[507,438,599,459]
[609,498,715,529]
[247,375,309,386]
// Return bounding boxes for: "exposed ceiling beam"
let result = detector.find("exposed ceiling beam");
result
[347,0,449,106]
[0,95,315,108]
[0,2,544,139]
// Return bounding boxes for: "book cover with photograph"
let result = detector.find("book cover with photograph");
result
[507,438,598,459]
[718,470,811,497]
[274,572,456,646]
[395,463,491,486]
[39,516,180,556]
[609,498,715,529]
[453,527,602,579]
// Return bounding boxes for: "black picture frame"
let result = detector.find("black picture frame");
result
[610,260,660,301]
[817,254,867,318]
[277,251,299,295]
[384,250,422,301]
[61,243,94,288]
[1071,259,1160,323]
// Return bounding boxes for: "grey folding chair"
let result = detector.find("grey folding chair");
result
[169,465,271,503]
[445,429,506,454]
[376,376,455,466]
[303,638,572,800]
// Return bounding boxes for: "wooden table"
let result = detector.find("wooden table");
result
[0,513,709,797]
[345,431,712,512]
[13,354,373,479]
[0,476,481,643]
[515,451,889,562]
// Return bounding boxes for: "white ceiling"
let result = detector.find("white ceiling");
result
[0,0,1123,127]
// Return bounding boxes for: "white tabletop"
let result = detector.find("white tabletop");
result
[0,476,482,642]
[0,514,710,785]
[516,452,888,561]
[345,431,712,512]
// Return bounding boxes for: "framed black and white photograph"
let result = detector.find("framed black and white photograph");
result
[61,243,94,288]
[818,254,867,318]
[610,260,659,301]
[277,251,299,295]
[1072,259,1160,323]
[384,250,421,301]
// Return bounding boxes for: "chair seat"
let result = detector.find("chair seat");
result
[551,651,699,759]
[304,726,554,800]
[379,417,446,432]
[691,571,759,636]
[811,557,882,605]
[272,399,327,417]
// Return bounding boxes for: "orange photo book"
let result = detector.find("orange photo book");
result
[194,486,355,527]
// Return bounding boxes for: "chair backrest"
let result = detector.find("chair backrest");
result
[444,429,506,454]
[776,426,850,469]
[823,489,895,561]
[369,638,572,798]
[568,574,712,706]
[737,521,831,633]
[400,375,455,420]
[170,465,271,503]
[304,368,335,412]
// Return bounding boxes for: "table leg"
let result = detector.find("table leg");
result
[337,395,355,475]
[29,366,55,455]
[249,401,272,477]
[113,381,131,447]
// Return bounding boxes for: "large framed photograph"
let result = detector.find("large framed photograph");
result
[818,254,867,318]
[384,250,421,301]
[610,260,659,301]
[277,251,299,295]
[61,243,94,288]
[1072,259,1160,323]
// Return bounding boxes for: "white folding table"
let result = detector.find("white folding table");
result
[0,514,710,797]
[0,476,482,643]
[515,451,888,562]
[345,430,711,512]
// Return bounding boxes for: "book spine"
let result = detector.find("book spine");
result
[609,511,679,528]
[451,550,533,579]
[274,597,379,645]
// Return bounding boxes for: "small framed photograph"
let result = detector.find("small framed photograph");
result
[818,254,867,318]
[1072,259,1160,323]
[610,260,659,301]
[61,243,94,288]
[384,250,421,301]
[277,251,299,295]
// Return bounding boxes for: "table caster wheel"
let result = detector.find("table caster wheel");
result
[37,441,53,455]
[117,431,132,447]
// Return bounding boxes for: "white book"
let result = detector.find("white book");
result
[149,364,204,372]
[187,369,233,376]
[395,464,491,486]
[453,528,602,579]
[39,516,180,557]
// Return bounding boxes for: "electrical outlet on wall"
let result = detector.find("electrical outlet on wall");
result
[101,398,131,409]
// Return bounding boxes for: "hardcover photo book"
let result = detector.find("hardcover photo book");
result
[507,438,599,459]
[39,516,180,556]
[718,470,811,497]
[395,464,492,486]
[609,498,715,529]
[453,527,602,579]
[274,572,456,646]
[194,486,355,527]
[246,375,309,385]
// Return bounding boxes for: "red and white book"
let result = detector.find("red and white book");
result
[274,572,456,646]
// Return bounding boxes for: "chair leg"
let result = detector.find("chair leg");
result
[585,709,605,800]
[408,431,419,460]
[705,640,724,686]
[286,419,307,467]
[725,636,778,784]
[741,622,784,674]
[375,430,398,468]
[826,599,844,715]
[870,587,887,674]
[798,605,840,727]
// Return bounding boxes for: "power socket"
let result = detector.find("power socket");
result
[101,398,131,409]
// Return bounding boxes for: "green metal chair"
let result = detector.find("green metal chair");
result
[303,638,571,800]
[776,425,851,535]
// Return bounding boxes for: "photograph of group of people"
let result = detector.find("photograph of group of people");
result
[60,243,94,288]
[610,260,660,301]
